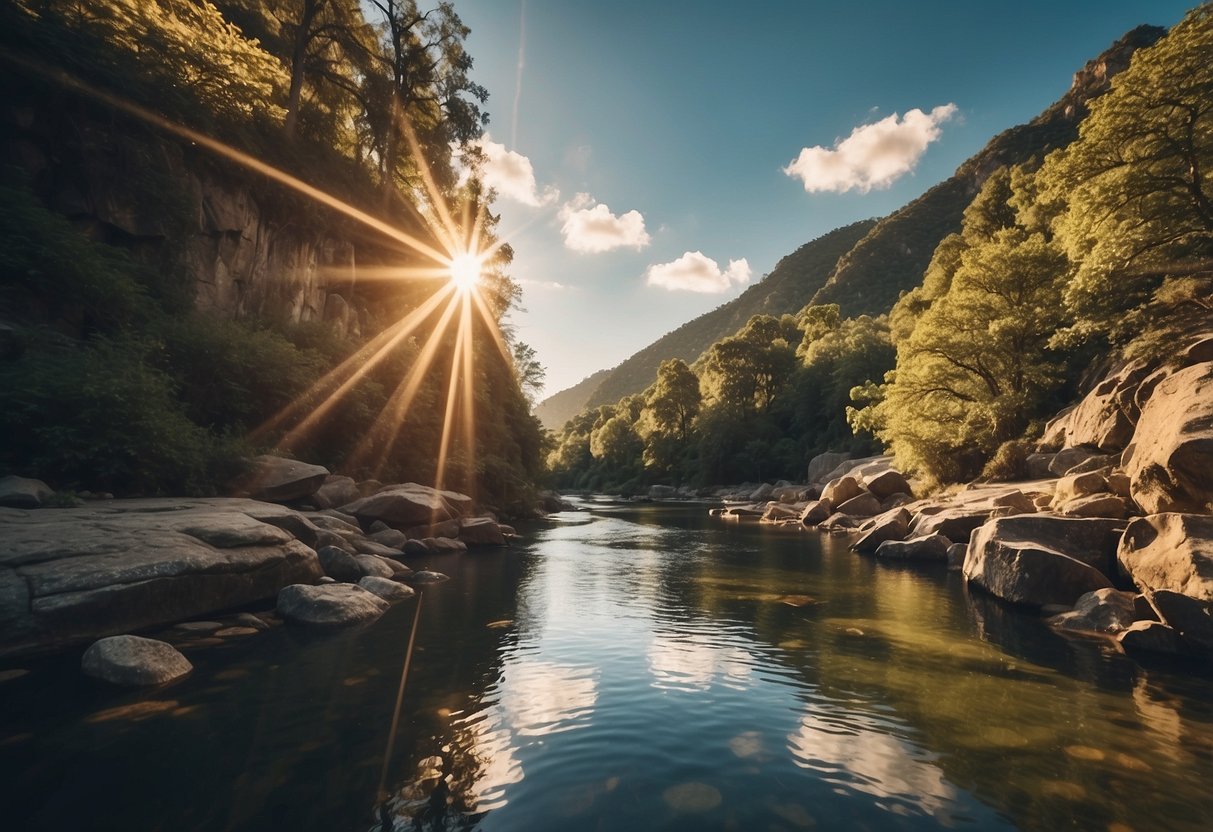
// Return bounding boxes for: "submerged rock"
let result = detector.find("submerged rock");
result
[1049,588,1138,635]
[82,635,192,686]
[276,583,389,627]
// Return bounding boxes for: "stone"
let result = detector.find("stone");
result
[356,479,384,498]
[875,533,950,561]
[761,503,801,523]
[406,571,450,584]
[276,583,388,627]
[0,498,323,658]
[174,621,222,633]
[910,508,993,544]
[835,493,881,518]
[821,476,863,506]
[312,476,359,510]
[316,576,336,585]
[880,493,913,510]
[369,528,409,549]
[1025,453,1057,479]
[232,612,270,630]
[351,538,404,558]
[749,484,775,502]
[1055,471,1109,503]
[964,516,1125,607]
[214,626,258,637]
[1061,362,1151,451]
[402,540,429,557]
[1117,514,1213,602]
[459,516,507,546]
[648,484,677,499]
[240,455,329,503]
[991,490,1037,514]
[1107,471,1132,499]
[380,559,414,580]
[1057,493,1129,519]
[1048,588,1138,634]
[406,519,462,540]
[1038,408,1076,452]
[1066,455,1117,475]
[1183,334,1213,364]
[947,543,967,571]
[307,513,363,534]
[1117,621,1188,656]
[317,545,363,583]
[540,491,576,512]
[1048,447,1106,477]
[818,513,859,532]
[1033,494,1053,511]
[851,508,910,553]
[421,537,468,555]
[341,483,459,528]
[799,500,832,526]
[864,469,912,500]
[357,576,416,603]
[354,555,396,579]
[81,635,192,686]
[1125,362,1213,514]
[0,476,53,509]
[807,451,850,484]
[1144,589,1213,651]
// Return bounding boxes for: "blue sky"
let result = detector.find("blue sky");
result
[453,0,1193,397]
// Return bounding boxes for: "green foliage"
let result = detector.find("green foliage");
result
[981,439,1033,483]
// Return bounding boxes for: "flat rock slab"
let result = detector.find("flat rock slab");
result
[82,635,193,686]
[276,583,388,627]
[0,498,323,658]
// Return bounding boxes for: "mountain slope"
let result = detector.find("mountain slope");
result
[811,24,1166,317]
[534,368,612,431]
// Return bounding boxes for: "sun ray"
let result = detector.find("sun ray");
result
[317,265,454,282]
[471,290,517,367]
[459,297,478,499]
[432,294,471,491]
[396,114,463,257]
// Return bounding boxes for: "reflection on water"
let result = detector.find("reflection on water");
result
[1,502,1212,831]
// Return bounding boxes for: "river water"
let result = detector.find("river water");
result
[2,500,1212,831]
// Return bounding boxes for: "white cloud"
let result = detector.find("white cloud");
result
[645,251,751,294]
[784,104,958,194]
[459,135,558,206]
[559,193,651,253]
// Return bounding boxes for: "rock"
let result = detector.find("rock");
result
[241,455,329,503]
[1117,621,1188,656]
[880,493,913,510]
[761,503,801,523]
[316,576,336,585]
[81,635,192,685]
[232,612,270,630]
[807,451,850,484]
[307,512,363,534]
[406,570,450,584]
[1048,447,1105,476]
[356,479,384,498]
[648,484,677,499]
[1057,493,1129,519]
[540,491,576,512]
[312,476,359,510]
[1038,408,1076,452]
[421,537,468,554]
[875,533,950,561]
[1143,590,1213,651]
[1049,588,1138,634]
[1117,514,1213,602]
[818,513,858,532]
[1033,494,1053,511]
[402,540,429,557]
[773,486,807,503]
[799,500,832,526]
[964,516,1125,607]
[214,626,258,637]
[247,510,327,549]
[1025,453,1057,479]
[821,476,863,506]
[749,484,775,502]
[1062,362,1151,451]
[406,519,461,540]
[1125,362,1213,513]
[459,516,507,546]
[317,545,363,583]
[864,469,912,500]
[354,555,396,579]
[947,543,967,571]
[991,490,1037,514]
[1055,471,1109,503]
[276,583,388,627]
[835,493,881,518]
[0,476,53,509]
[351,538,404,558]
[1183,334,1213,364]
[341,483,458,528]
[910,508,992,544]
[1066,455,1117,475]
[380,559,413,580]
[357,576,416,603]
[369,528,409,549]
[174,621,222,633]
[851,509,910,553]
[1107,471,1132,499]
[0,498,323,658]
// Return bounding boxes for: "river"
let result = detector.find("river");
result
[2,500,1211,831]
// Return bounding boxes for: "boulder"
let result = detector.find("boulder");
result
[851,509,910,554]
[1048,588,1138,634]
[406,570,450,584]
[1125,362,1213,513]
[773,486,807,504]
[1056,493,1129,520]
[402,540,429,557]
[648,485,677,499]
[1061,362,1151,451]
[1048,447,1106,477]
[0,498,323,658]
[821,476,863,506]
[1183,334,1213,364]
[818,513,858,532]
[1025,453,1057,479]
[356,479,384,498]
[964,516,1125,607]
[357,576,416,603]
[276,583,388,627]
[1117,621,1188,656]
[406,519,461,540]
[947,543,967,571]
[354,555,396,579]
[342,483,457,527]
[875,533,950,561]
[421,537,468,554]
[1055,471,1108,503]
[799,500,833,526]
[307,512,362,534]
[864,469,912,500]
[1144,590,1213,652]
[807,451,850,484]
[460,516,507,546]
[1037,408,1076,452]
[991,490,1036,514]
[881,493,913,510]
[312,476,359,510]
[761,503,801,523]
[369,528,409,549]
[81,635,192,685]
[1117,514,1213,602]
[1107,471,1132,499]
[317,545,362,583]
[1032,494,1053,511]
[540,491,576,513]
[0,476,53,509]
[835,493,882,518]
[242,455,329,503]
[351,538,404,558]
[1066,455,1117,475]
[749,484,775,502]
[910,508,993,544]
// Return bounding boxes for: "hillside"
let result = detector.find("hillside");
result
[811,24,1166,316]
[534,368,612,431]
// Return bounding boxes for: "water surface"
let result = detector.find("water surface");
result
[2,501,1212,831]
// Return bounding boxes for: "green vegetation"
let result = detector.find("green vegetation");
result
[0,1,544,511]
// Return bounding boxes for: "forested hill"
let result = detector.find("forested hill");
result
[810,24,1166,317]
[536,220,875,428]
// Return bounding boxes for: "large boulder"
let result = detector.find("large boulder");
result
[875,533,950,561]
[799,500,832,526]
[0,498,323,658]
[81,635,192,685]
[749,484,775,502]
[851,508,910,554]
[1056,493,1129,520]
[1124,362,1213,513]
[1061,361,1151,451]
[1025,453,1057,479]
[964,516,1125,607]
[0,476,53,509]
[317,545,363,583]
[1055,471,1109,503]
[1117,620,1188,656]
[807,452,850,484]
[909,508,993,544]
[357,576,416,603]
[1117,514,1213,649]
[276,583,389,627]
[459,517,507,546]
[1144,590,1213,652]
[821,476,863,506]
[864,469,912,500]
[1048,447,1106,477]
[1048,588,1138,635]
[312,476,360,510]
[341,483,459,527]
[835,493,881,518]
[241,455,329,503]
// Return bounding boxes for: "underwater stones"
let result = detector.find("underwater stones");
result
[82,635,192,686]
[662,782,722,813]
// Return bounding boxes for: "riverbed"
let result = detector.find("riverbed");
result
[2,500,1211,831]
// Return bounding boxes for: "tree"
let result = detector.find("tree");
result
[641,359,701,443]
[700,314,800,413]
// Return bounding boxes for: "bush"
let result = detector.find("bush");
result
[981,439,1033,483]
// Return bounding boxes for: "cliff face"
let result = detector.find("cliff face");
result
[2,103,372,335]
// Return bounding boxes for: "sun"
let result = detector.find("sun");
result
[447,253,483,292]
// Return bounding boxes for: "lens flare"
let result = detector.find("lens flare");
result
[448,253,484,292]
